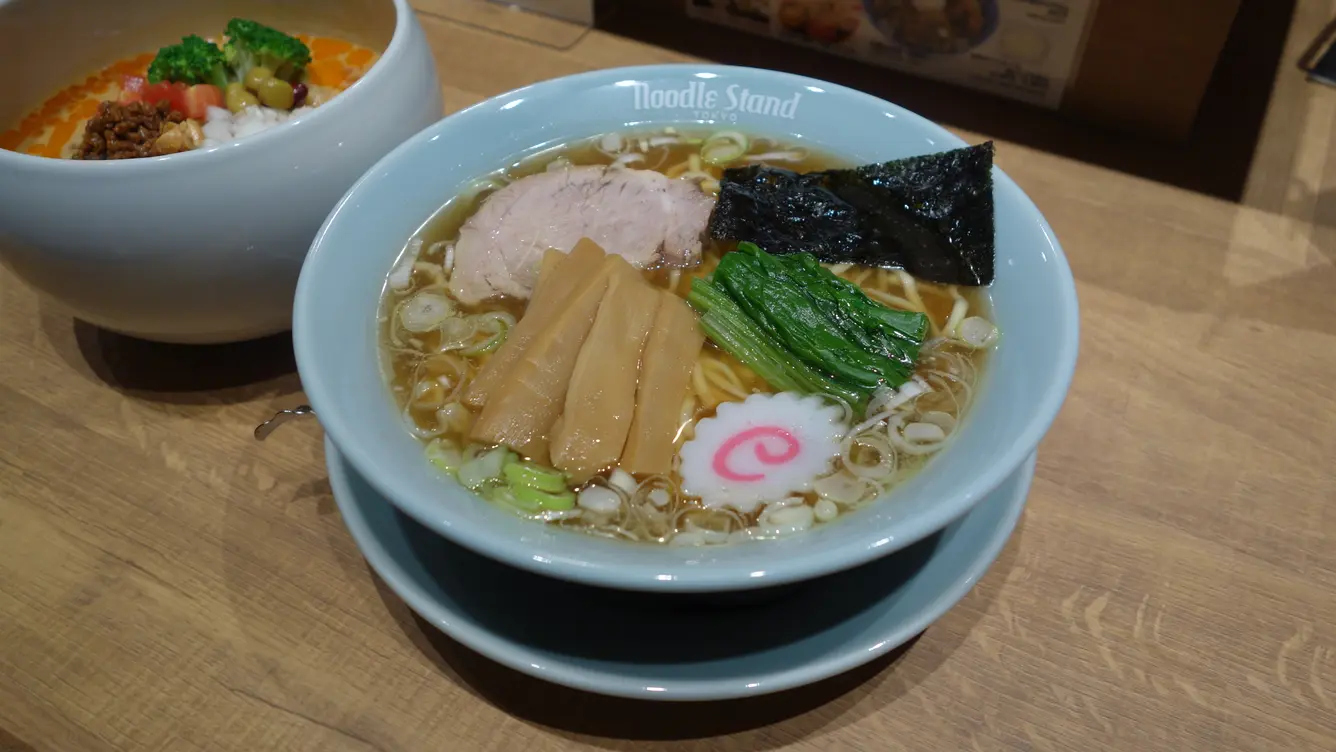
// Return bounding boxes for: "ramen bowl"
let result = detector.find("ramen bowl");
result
[0,0,441,344]
[294,64,1079,593]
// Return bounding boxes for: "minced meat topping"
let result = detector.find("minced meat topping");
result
[73,101,185,160]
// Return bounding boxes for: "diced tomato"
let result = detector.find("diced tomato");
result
[144,82,181,107]
[177,84,223,120]
[117,77,221,120]
[120,78,178,110]
[120,76,176,106]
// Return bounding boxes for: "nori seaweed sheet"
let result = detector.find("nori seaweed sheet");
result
[707,141,995,286]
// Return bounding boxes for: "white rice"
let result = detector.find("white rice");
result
[200,105,314,148]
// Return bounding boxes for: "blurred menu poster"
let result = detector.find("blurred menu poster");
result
[685,0,1099,109]
[412,0,593,48]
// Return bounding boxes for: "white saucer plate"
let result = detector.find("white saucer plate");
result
[328,437,1034,701]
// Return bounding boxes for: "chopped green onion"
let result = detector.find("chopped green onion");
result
[398,291,455,332]
[436,402,472,435]
[513,485,576,511]
[958,316,998,348]
[503,460,568,493]
[460,311,515,356]
[489,485,540,512]
[701,130,749,165]
[424,438,464,474]
[702,141,745,165]
[461,332,505,356]
[457,446,511,490]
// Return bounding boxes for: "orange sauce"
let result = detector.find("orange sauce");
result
[1,34,379,159]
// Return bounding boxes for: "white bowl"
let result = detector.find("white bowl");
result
[294,65,1080,592]
[0,0,442,344]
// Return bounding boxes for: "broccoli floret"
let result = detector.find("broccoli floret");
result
[222,18,312,83]
[147,35,230,90]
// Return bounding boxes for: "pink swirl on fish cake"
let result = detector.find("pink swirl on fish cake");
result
[711,426,801,482]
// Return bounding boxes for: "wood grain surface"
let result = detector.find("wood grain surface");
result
[3,2,1336,750]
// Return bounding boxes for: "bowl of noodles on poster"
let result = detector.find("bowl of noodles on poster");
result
[865,0,1000,56]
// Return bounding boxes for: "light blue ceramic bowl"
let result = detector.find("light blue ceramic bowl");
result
[293,64,1079,593]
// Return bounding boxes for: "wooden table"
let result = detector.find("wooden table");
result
[4,3,1336,750]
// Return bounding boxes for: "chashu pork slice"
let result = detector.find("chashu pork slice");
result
[448,165,715,304]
